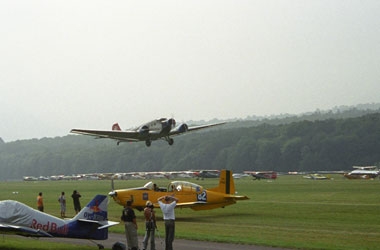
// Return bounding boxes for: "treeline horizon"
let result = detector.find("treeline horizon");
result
[1,106,380,181]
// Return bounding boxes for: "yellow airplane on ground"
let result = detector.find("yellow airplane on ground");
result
[109,170,249,211]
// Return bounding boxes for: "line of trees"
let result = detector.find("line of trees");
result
[1,111,380,180]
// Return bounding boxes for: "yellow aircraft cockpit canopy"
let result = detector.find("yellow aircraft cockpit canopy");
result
[144,181,156,190]
[168,181,203,193]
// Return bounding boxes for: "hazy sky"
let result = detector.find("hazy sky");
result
[1,0,379,142]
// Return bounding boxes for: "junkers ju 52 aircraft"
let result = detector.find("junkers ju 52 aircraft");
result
[109,170,249,211]
[0,195,118,244]
[70,118,225,147]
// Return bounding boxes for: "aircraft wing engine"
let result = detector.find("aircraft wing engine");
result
[138,125,149,135]
[177,124,188,133]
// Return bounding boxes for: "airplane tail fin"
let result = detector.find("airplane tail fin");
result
[69,195,118,240]
[73,194,109,221]
[209,170,235,194]
[112,123,121,131]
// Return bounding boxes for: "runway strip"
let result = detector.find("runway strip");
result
[40,233,291,250]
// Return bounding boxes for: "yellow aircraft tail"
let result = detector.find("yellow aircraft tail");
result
[209,170,235,194]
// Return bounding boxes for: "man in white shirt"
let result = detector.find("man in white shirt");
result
[158,195,178,250]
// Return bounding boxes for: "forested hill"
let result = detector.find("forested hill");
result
[1,111,380,181]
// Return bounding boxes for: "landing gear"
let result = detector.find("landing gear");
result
[164,137,174,146]
[145,138,174,146]
[168,138,174,145]
[89,240,105,249]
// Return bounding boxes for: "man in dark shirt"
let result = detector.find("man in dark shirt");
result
[121,200,138,250]
[71,190,81,214]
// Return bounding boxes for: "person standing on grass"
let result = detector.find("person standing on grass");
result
[121,200,139,250]
[37,192,44,212]
[142,200,156,250]
[71,190,81,214]
[158,195,178,250]
[58,191,66,217]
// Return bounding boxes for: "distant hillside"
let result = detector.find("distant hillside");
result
[0,105,380,180]
[195,103,380,129]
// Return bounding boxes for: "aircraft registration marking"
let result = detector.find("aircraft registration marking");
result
[197,191,207,202]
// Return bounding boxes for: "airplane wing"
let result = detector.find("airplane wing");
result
[174,201,207,208]
[72,122,226,139]
[0,223,52,237]
[70,129,140,142]
[71,121,226,146]
[169,122,226,136]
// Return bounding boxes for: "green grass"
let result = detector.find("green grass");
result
[0,236,96,250]
[1,175,380,249]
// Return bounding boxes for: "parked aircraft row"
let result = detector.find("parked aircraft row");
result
[23,170,214,181]
[23,169,280,182]
[23,170,223,181]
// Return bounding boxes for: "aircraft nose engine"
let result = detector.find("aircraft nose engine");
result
[169,118,176,128]
[109,191,117,197]
[164,118,176,129]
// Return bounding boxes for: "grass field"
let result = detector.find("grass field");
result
[1,175,380,250]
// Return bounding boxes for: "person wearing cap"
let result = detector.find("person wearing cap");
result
[158,195,178,250]
[142,200,156,250]
[121,200,139,250]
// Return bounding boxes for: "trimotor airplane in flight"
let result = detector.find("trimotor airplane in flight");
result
[109,170,249,211]
[70,118,225,147]
[0,195,118,241]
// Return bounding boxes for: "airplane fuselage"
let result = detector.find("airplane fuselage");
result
[109,170,249,211]
[110,183,236,211]
[344,170,379,179]
[0,195,115,240]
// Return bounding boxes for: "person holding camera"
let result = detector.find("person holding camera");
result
[158,195,178,250]
[142,200,156,250]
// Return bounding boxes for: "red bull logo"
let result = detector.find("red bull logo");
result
[83,201,106,221]
[90,201,102,212]
[31,219,68,235]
